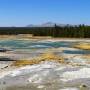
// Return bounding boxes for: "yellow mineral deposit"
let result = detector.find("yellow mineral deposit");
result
[74,43,90,50]
[12,52,64,67]
[10,51,90,67]
[40,52,64,63]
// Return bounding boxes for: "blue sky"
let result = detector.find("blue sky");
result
[0,0,90,26]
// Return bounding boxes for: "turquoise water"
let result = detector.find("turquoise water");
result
[0,39,90,55]
[0,40,72,49]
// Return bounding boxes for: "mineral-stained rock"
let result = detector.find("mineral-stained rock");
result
[11,52,64,67]
[74,43,90,50]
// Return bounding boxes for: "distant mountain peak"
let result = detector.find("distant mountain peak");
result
[26,22,68,27]
[41,22,55,27]
[26,24,35,27]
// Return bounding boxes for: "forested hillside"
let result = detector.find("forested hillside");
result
[0,24,90,38]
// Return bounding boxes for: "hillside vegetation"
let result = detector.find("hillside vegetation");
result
[0,24,90,38]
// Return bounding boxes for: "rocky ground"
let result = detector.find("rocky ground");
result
[0,38,90,90]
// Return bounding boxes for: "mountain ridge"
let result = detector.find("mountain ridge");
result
[26,22,68,27]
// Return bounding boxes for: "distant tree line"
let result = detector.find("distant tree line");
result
[0,24,90,38]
